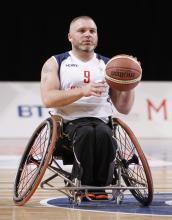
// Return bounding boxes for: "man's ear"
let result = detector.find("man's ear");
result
[68,33,72,42]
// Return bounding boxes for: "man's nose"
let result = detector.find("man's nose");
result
[84,30,92,37]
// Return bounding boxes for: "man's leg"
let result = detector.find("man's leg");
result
[94,123,116,186]
[72,125,95,185]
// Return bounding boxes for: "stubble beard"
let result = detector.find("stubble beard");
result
[78,42,97,53]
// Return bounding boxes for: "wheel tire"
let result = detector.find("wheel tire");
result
[13,117,57,206]
[113,118,153,206]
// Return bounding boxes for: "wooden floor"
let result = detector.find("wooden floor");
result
[0,138,172,220]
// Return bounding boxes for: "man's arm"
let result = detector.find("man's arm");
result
[40,57,106,108]
[110,89,135,114]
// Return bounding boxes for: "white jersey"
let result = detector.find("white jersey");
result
[52,51,113,122]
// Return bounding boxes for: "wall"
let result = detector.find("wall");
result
[0,82,171,138]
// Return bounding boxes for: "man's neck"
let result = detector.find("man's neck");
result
[71,50,95,62]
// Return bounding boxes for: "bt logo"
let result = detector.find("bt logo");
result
[18,105,45,117]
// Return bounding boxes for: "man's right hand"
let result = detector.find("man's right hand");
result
[81,81,107,97]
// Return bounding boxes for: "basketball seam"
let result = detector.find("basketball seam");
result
[105,74,142,84]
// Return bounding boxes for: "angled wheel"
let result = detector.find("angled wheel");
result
[13,116,58,206]
[113,118,153,206]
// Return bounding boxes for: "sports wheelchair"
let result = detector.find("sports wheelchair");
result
[13,114,153,206]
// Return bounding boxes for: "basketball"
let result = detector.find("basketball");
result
[105,54,142,91]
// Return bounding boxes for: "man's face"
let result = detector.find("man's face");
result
[68,18,98,52]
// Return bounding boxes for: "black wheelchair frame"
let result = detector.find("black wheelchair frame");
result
[13,115,153,206]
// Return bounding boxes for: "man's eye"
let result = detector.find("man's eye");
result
[79,29,85,33]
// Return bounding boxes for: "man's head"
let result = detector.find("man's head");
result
[68,16,98,53]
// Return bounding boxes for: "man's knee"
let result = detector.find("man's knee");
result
[76,126,94,138]
[96,124,112,138]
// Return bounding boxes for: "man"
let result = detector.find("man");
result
[40,16,135,200]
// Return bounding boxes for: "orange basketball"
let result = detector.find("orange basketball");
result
[105,54,142,91]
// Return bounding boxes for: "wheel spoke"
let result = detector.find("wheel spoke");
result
[13,118,57,205]
[113,119,153,206]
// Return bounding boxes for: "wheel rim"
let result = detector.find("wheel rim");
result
[14,120,52,201]
[114,122,153,205]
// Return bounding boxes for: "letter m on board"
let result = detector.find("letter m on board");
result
[147,99,167,120]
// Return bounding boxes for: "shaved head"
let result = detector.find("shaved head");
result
[69,16,97,32]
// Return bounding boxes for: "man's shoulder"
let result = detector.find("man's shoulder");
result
[96,53,110,64]
[53,51,70,64]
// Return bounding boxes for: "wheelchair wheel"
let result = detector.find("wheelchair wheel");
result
[13,117,58,206]
[113,118,153,206]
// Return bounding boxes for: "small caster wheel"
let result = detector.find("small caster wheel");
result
[68,197,74,204]
[116,193,124,205]
[75,196,81,206]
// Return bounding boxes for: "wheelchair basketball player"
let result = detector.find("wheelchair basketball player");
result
[40,15,135,200]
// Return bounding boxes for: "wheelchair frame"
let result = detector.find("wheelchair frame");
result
[13,115,153,206]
